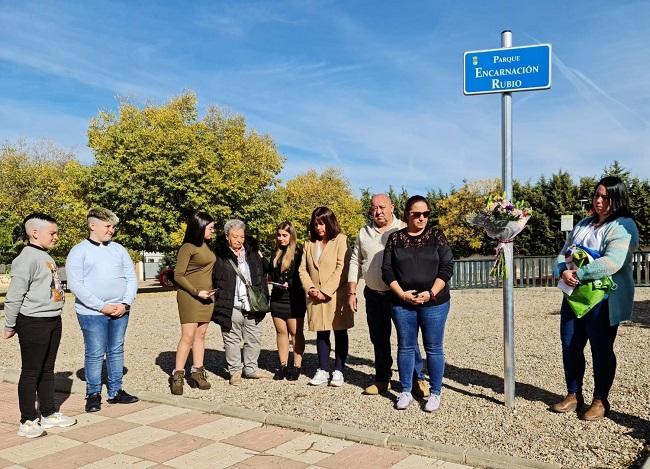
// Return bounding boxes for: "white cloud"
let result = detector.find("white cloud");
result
[1,0,649,196]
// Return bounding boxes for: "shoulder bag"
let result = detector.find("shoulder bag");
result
[227,259,270,316]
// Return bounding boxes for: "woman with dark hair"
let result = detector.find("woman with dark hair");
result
[169,212,216,395]
[298,207,353,387]
[269,222,307,380]
[382,195,454,412]
[552,176,639,420]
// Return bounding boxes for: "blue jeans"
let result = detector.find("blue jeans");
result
[77,313,130,398]
[391,301,450,395]
[365,287,424,382]
[560,299,618,400]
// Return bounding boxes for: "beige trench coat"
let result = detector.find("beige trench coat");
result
[298,233,354,331]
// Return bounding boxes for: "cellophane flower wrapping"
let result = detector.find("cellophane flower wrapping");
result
[466,194,531,280]
[465,214,530,241]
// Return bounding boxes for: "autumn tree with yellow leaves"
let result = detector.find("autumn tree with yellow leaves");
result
[0,141,89,263]
[275,168,365,245]
[87,92,284,253]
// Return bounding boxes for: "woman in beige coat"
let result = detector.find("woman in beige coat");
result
[299,206,353,387]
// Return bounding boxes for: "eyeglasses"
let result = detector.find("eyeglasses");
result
[409,211,431,218]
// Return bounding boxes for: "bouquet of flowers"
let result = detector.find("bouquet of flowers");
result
[466,193,531,279]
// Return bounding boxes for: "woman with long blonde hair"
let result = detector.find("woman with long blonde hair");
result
[269,222,306,380]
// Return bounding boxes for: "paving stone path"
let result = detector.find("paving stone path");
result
[0,381,473,469]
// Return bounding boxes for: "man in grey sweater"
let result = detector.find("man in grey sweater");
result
[3,213,76,438]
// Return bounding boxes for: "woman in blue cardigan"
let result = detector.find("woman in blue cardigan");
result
[552,176,639,420]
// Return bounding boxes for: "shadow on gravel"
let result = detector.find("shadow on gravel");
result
[75,366,129,384]
[155,346,375,391]
[155,349,305,379]
[607,410,650,447]
[629,447,650,469]
[445,363,650,450]
[445,363,564,406]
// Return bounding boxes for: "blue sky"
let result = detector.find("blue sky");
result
[1,1,649,195]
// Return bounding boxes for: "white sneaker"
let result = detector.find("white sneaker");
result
[40,412,77,428]
[395,392,414,410]
[309,369,330,386]
[17,419,45,438]
[329,370,344,387]
[424,394,441,412]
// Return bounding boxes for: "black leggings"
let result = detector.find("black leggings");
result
[15,314,62,423]
[316,330,348,372]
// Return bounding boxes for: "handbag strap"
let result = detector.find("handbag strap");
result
[227,258,252,288]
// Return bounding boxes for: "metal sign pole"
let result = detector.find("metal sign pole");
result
[501,29,515,408]
[464,31,552,409]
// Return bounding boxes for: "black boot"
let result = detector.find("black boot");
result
[274,365,288,380]
[286,366,301,381]
[85,393,102,412]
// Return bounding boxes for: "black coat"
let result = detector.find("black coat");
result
[211,236,268,330]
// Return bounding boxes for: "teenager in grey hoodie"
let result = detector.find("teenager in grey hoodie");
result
[3,213,76,438]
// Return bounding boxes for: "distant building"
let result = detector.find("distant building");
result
[143,252,164,263]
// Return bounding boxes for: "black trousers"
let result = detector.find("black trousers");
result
[316,330,348,372]
[15,314,62,423]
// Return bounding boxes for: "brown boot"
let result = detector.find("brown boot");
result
[581,398,610,421]
[364,381,391,395]
[188,367,211,390]
[550,393,584,413]
[169,370,184,395]
[229,371,242,386]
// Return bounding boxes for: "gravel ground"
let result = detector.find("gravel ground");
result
[2,286,649,468]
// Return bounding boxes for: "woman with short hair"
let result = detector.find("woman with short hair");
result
[170,212,216,395]
[298,207,352,387]
[552,176,639,420]
[269,221,307,380]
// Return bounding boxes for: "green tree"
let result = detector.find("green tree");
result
[426,188,445,226]
[513,180,550,256]
[601,160,630,184]
[598,161,648,247]
[523,171,583,255]
[359,187,372,223]
[0,141,89,264]
[627,177,650,247]
[437,181,497,257]
[276,168,365,244]
[387,186,410,221]
[87,92,284,253]
[577,176,597,216]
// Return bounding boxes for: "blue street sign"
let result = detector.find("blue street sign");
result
[463,44,551,95]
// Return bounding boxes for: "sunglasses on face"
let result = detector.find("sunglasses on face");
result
[409,211,431,218]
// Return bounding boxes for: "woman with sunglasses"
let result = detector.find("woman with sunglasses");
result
[382,195,454,412]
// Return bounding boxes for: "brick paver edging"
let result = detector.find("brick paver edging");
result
[0,367,560,469]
